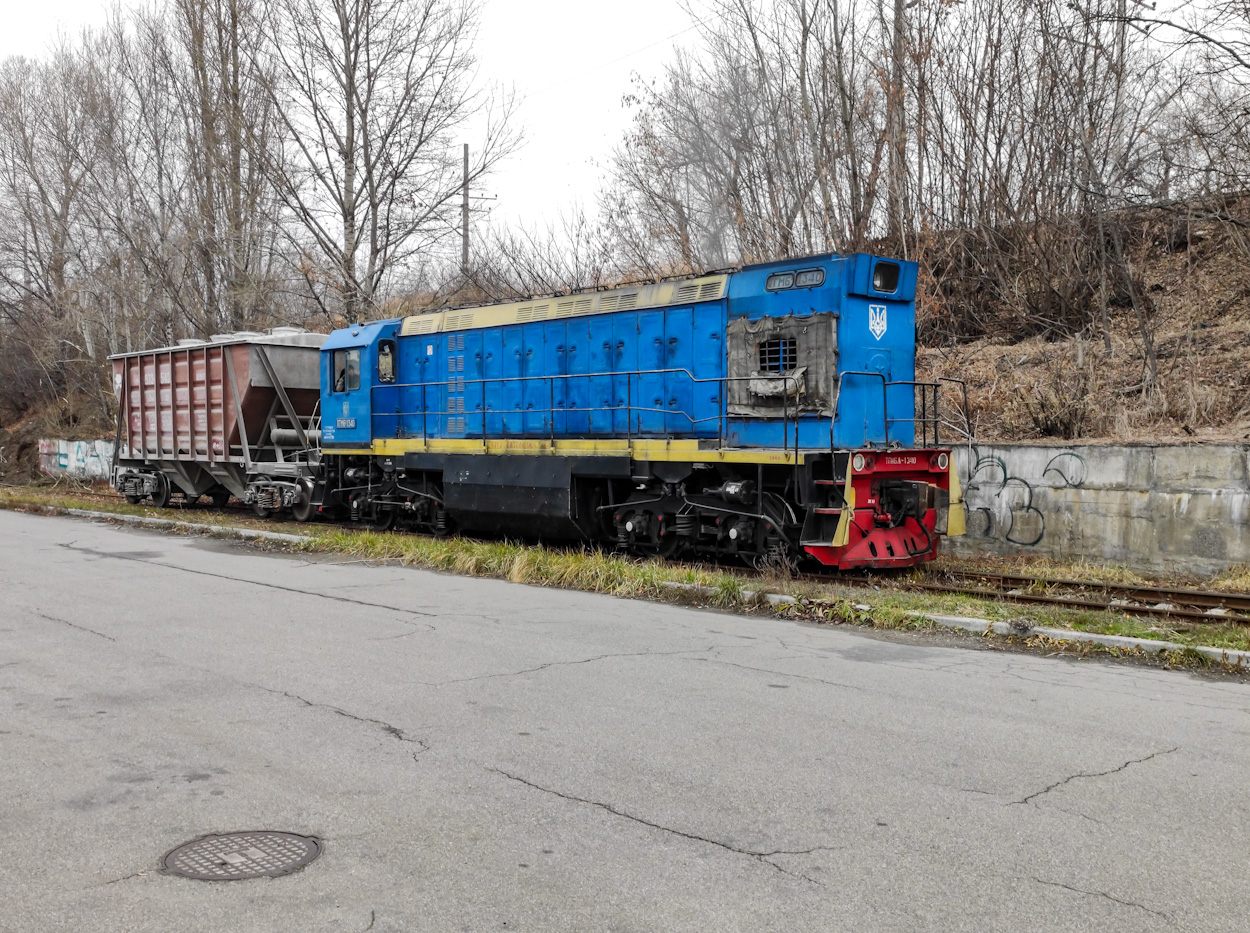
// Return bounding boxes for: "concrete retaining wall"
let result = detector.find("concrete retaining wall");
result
[38,439,115,481]
[949,443,1250,575]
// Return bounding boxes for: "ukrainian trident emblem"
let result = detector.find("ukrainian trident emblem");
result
[868,304,887,340]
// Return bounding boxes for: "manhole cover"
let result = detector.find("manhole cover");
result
[161,831,322,881]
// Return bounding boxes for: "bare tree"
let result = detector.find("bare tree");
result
[605,0,892,269]
[257,0,518,320]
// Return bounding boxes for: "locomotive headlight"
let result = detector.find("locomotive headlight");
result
[852,453,866,472]
[937,452,949,470]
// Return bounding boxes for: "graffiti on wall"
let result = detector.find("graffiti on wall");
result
[963,447,1087,546]
[38,439,116,481]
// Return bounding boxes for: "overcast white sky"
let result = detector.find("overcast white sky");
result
[0,0,702,235]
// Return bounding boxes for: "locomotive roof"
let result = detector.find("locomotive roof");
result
[397,272,731,337]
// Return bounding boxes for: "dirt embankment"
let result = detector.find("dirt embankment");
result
[917,219,1250,445]
[0,398,113,483]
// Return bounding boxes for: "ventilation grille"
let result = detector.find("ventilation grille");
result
[675,283,699,303]
[516,303,550,322]
[617,291,639,310]
[555,297,593,317]
[405,316,438,335]
[699,280,722,300]
[444,312,475,330]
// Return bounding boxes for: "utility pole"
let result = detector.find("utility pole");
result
[461,143,469,276]
[885,0,907,257]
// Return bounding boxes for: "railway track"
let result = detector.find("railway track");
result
[809,569,1250,626]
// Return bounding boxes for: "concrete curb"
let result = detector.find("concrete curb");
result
[920,611,1250,666]
[665,581,1248,667]
[16,503,1248,667]
[32,506,315,546]
[660,580,798,606]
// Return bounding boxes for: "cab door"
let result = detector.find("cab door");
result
[324,345,371,447]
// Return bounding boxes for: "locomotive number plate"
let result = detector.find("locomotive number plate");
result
[336,418,357,429]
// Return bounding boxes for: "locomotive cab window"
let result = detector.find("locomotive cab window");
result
[758,337,797,373]
[377,340,397,384]
[872,261,900,293]
[765,272,794,291]
[332,348,360,392]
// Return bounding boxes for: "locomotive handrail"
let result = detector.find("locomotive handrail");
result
[881,379,971,447]
[365,368,803,459]
[830,373,957,450]
[886,380,939,447]
[833,371,890,447]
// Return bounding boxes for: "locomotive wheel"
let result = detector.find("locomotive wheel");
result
[367,509,395,532]
[650,517,682,559]
[290,480,315,523]
[150,474,171,508]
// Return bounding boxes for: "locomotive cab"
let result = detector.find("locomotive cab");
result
[320,321,399,448]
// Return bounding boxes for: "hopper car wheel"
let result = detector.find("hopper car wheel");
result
[150,474,172,509]
[183,494,201,507]
[125,494,141,505]
[253,504,273,518]
[210,488,231,509]
[291,480,315,523]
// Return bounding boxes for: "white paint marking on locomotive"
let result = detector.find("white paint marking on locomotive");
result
[869,304,888,340]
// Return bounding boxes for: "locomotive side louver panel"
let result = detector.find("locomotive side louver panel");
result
[444,312,475,330]
[699,280,723,300]
[676,284,699,303]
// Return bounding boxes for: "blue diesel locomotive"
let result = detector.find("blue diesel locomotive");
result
[313,252,966,569]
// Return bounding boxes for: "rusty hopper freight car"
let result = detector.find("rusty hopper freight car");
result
[110,328,326,518]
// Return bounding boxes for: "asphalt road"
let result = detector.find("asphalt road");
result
[2,510,1248,932]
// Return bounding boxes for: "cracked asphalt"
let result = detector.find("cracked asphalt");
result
[2,510,1249,932]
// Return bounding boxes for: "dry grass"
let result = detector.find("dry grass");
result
[1210,564,1250,593]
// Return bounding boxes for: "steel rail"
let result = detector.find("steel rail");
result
[800,571,1250,625]
[935,570,1250,613]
